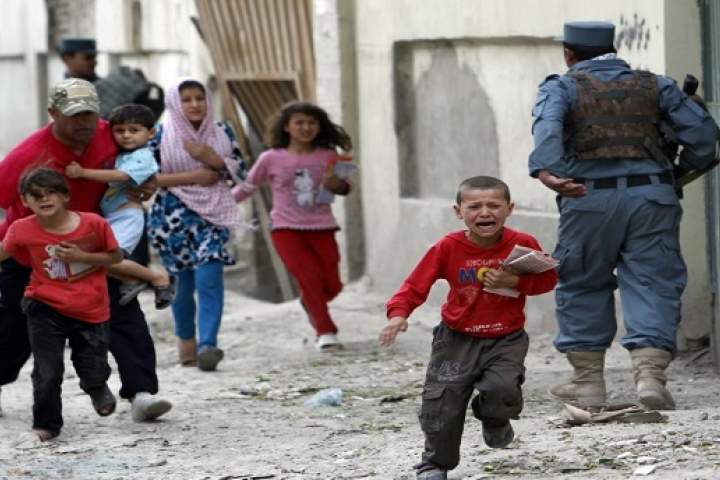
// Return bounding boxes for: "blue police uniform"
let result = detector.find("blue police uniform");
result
[530,51,717,355]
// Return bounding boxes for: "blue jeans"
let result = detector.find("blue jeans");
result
[171,261,224,350]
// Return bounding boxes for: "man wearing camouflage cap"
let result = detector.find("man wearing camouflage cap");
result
[0,78,172,425]
[529,21,718,412]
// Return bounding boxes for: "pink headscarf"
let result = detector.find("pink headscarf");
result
[160,78,241,229]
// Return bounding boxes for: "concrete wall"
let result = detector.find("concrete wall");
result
[0,0,48,157]
[345,0,708,337]
[0,0,213,156]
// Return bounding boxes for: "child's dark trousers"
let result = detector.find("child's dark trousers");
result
[22,298,111,434]
[418,323,529,471]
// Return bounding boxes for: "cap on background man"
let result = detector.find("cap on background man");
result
[58,37,98,82]
[48,78,100,116]
[559,21,615,48]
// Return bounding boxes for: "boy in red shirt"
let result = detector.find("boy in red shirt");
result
[380,176,557,480]
[0,168,123,441]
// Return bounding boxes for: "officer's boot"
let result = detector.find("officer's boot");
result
[630,347,676,410]
[549,351,606,405]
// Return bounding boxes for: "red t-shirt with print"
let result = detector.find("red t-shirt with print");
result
[3,212,119,323]
[386,228,558,338]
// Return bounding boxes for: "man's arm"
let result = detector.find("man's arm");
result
[529,76,586,197]
[66,162,130,183]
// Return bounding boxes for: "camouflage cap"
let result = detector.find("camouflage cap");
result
[48,78,100,116]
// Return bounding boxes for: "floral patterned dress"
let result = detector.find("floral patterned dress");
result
[147,122,246,274]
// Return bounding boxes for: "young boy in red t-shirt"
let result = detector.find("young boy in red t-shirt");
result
[379,176,558,480]
[0,167,123,441]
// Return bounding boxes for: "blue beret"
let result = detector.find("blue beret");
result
[559,21,615,48]
[58,38,97,55]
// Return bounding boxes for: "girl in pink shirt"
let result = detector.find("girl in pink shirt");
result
[233,102,352,351]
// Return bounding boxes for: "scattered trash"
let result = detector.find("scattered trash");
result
[379,393,413,404]
[636,456,656,465]
[304,388,343,407]
[633,464,657,476]
[563,403,667,426]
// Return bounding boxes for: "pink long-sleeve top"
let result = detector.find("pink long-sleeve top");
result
[232,148,339,231]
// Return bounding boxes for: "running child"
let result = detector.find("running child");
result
[65,103,175,308]
[379,176,558,480]
[232,101,353,351]
[0,167,123,441]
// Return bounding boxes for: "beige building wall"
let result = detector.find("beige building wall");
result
[335,0,708,339]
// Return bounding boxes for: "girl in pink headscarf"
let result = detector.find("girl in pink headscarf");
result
[148,78,246,372]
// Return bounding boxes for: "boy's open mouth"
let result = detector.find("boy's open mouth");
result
[476,220,496,227]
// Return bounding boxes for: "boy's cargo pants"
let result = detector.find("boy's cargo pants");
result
[419,324,528,470]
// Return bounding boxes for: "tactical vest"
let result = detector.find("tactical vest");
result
[567,71,665,162]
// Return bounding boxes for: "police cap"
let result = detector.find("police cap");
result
[559,21,615,48]
[58,38,97,55]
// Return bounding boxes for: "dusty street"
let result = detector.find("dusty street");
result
[1,279,719,480]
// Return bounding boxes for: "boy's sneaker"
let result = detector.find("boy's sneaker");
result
[415,464,447,480]
[482,417,514,448]
[131,392,172,422]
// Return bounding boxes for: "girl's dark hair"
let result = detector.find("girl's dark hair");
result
[179,80,205,94]
[266,101,352,151]
[108,103,156,129]
[19,167,70,197]
[564,43,617,62]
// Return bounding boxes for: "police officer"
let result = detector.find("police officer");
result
[58,38,99,82]
[529,21,718,410]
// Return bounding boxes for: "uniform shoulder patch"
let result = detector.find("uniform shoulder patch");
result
[538,74,560,87]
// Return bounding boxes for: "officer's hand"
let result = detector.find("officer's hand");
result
[379,316,408,346]
[538,170,587,197]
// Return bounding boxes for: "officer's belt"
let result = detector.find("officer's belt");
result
[574,172,673,189]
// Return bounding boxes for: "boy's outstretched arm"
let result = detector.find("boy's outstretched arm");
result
[65,161,130,183]
[379,316,408,346]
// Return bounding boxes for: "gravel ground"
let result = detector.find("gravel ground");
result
[1,279,719,479]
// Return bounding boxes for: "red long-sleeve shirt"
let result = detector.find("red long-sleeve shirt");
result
[386,228,558,338]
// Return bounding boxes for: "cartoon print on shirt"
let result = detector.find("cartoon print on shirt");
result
[41,243,94,281]
[43,245,69,280]
[294,168,316,207]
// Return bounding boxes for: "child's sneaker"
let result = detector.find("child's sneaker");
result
[415,464,447,480]
[482,417,514,448]
[153,276,176,309]
[316,333,343,352]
